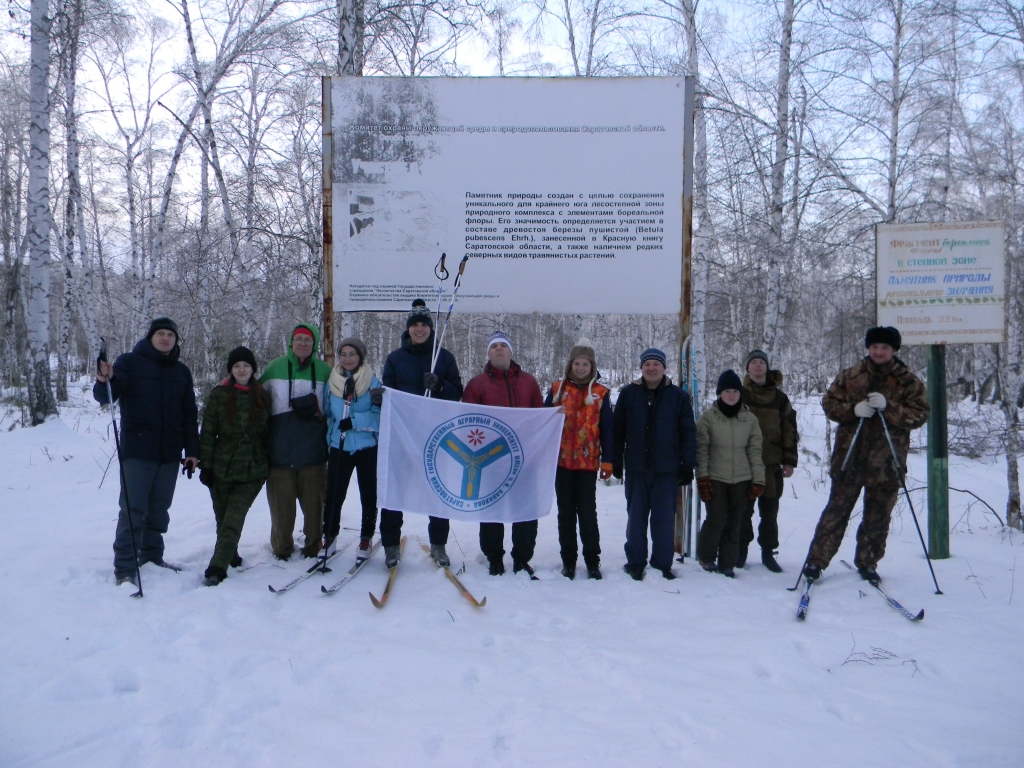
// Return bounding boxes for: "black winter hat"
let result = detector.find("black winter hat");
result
[716,369,743,394]
[406,299,434,330]
[227,346,257,373]
[745,349,770,370]
[865,326,901,351]
[147,316,180,341]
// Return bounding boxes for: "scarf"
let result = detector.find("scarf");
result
[329,362,372,400]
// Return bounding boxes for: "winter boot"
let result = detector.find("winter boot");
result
[802,564,822,583]
[115,573,137,587]
[735,544,748,569]
[561,562,576,580]
[586,564,603,580]
[698,560,718,573]
[430,544,451,568]
[384,545,401,570]
[148,558,182,572]
[320,537,337,558]
[203,566,227,586]
[356,539,372,564]
[661,568,678,580]
[719,567,736,578]
[513,560,535,578]
[858,566,881,585]
[230,552,243,568]
[761,549,782,573]
[623,564,645,581]
[488,558,505,576]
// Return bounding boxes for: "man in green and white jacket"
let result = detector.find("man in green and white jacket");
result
[260,323,333,559]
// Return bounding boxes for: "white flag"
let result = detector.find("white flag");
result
[377,388,564,523]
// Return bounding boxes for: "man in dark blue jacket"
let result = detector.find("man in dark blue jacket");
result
[612,348,697,580]
[95,317,199,585]
[379,299,463,568]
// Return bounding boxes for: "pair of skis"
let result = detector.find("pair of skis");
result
[367,539,487,608]
[267,541,354,593]
[795,562,923,622]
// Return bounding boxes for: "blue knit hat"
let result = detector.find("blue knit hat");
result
[487,331,513,356]
[639,348,666,368]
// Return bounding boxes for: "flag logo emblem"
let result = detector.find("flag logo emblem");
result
[423,414,525,511]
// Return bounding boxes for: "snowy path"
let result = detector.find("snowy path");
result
[1,407,1022,767]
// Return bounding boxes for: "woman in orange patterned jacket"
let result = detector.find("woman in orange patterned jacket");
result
[544,339,614,580]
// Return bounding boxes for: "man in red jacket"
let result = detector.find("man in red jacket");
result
[463,331,545,576]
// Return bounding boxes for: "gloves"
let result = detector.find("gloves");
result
[612,465,623,481]
[853,401,876,419]
[199,469,213,487]
[678,465,694,486]
[423,372,440,392]
[697,476,714,503]
[867,392,887,411]
[599,463,613,480]
[369,387,384,407]
[338,417,353,433]
[749,483,765,500]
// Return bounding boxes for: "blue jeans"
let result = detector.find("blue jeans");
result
[113,460,179,576]
[624,471,677,570]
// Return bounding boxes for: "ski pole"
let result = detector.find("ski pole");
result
[425,255,469,397]
[877,411,943,595]
[788,416,867,591]
[100,339,143,598]
[428,253,449,374]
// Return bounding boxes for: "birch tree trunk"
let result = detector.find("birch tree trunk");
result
[26,0,56,424]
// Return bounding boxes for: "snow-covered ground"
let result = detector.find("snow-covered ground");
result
[2,392,1022,767]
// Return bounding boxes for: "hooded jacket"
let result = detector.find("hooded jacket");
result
[260,323,333,468]
[696,401,765,485]
[545,378,613,471]
[462,361,544,409]
[93,337,200,463]
[742,369,799,497]
[823,355,929,486]
[612,376,697,476]
[324,367,382,453]
[382,330,463,401]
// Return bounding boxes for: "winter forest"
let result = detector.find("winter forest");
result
[0,0,1021,524]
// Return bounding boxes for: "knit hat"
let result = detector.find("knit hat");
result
[407,298,434,330]
[745,349,769,370]
[292,326,314,339]
[147,317,179,341]
[716,369,743,394]
[487,331,513,356]
[865,326,901,350]
[639,348,666,368]
[337,336,368,366]
[555,338,598,405]
[226,346,257,373]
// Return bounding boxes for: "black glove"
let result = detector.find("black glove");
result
[339,417,353,433]
[199,469,213,487]
[612,465,623,481]
[369,387,384,407]
[423,372,440,392]
[678,465,694,486]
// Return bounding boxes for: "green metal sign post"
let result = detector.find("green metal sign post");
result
[927,344,950,559]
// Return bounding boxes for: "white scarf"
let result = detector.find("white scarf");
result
[329,362,372,400]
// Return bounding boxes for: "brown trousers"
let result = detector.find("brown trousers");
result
[267,464,326,558]
[807,481,899,571]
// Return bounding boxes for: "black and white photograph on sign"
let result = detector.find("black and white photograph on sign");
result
[330,77,685,314]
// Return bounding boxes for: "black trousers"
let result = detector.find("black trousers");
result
[740,495,781,552]
[697,479,750,569]
[479,520,538,564]
[322,446,378,541]
[555,467,601,566]
[379,510,450,547]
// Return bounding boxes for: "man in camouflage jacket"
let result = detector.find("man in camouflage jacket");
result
[804,327,929,584]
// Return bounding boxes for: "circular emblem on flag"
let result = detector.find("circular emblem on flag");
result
[423,413,525,511]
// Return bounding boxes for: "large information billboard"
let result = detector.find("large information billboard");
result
[328,77,685,314]
[876,221,1005,345]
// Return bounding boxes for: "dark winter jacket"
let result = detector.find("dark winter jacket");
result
[382,331,463,401]
[612,376,697,476]
[199,382,271,483]
[93,337,200,463]
[823,356,929,487]
[260,323,332,469]
[742,370,799,497]
[462,361,544,409]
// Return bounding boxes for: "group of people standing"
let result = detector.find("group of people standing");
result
[95,309,927,593]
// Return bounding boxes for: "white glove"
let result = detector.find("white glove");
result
[867,392,887,410]
[854,401,876,419]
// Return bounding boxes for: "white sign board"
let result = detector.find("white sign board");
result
[328,77,685,314]
[876,221,1005,345]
